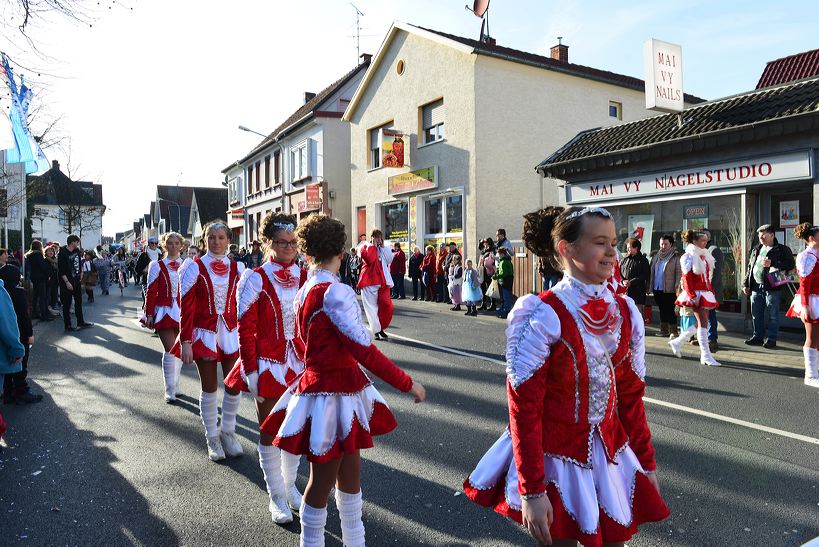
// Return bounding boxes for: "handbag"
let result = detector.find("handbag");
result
[486,279,501,300]
[766,269,790,288]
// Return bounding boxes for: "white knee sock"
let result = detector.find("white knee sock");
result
[173,357,183,395]
[280,450,301,488]
[335,489,365,547]
[199,390,219,438]
[220,392,242,434]
[161,352,175,397]
[804,347,818,379]
[300,502,327,547]
[258,443,285,498]
[672,325,696,345]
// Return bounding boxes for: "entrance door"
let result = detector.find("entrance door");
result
[356,207,367,245]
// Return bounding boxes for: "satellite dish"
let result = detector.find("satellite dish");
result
[472,0,490,17]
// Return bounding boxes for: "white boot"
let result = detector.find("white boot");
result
[804,347,819,388]
[281,450,303,512]
[200,391,224,461]
[219,392,244,457]
[698,328,720,366]
[161,352,176,403]
[173,356,184,396]
[335,489,366,547]
[259,443,293,524]
[300,502,327,547]
[668,325,695,358]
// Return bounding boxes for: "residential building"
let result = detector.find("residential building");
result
[230,57,371,245]
[343,22,703,280]
[152,185,194,240]
[188,187,229,244]
[223,163,246,247]
[26,160,106,249]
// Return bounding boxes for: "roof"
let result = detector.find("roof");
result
[536,77,819,178]
[27,163,104,207]
[231,59,371,168]
[192,187,228,226]
[757,49,819,89]
[343,22,705,121]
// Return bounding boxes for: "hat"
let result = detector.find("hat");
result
[756,224,774,234]
[148,236,158,244]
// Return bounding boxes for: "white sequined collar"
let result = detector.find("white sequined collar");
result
[564,275,610,300]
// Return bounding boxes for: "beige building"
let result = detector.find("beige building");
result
[343,22,703,262]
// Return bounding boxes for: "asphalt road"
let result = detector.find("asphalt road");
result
[1,286,817,546]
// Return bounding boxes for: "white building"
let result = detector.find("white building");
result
[229,57,371,245]
[223,163,246,247]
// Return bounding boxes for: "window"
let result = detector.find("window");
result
[383,201,409,242]
[424,193,463,237]
[264,156,271,189]
[368,122,393,170]
[246,166,253,196]
[290,140,311,182]
[424,198,443,235]
[445,195,462,233]
[609,101,622,120]
[255,161,261,193]
[228,179,238,204]
[274,152,281,187]
[421,99,445,144]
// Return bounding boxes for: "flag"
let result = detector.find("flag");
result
[0,108,15,152]
[0,54,48,173]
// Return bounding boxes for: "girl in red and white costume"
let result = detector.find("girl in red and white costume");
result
[262,214,425,547]
[224,213,308,524]
[172,221,245,461]
[356,229,394,340]
[668,230,720,366]
[786,222,819,388]
[141,231,185,403]
[463,206,668,547]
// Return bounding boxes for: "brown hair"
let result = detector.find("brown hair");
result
[794,222,819,241]
[521,206,612,273]
[681,229,707,244]
[626,237,641,251]
[29,240,42,252]
[162,231,184,247]
[200,219,230,250]
[370,228,383,239]
[259,212,298,252]
[296,214,347,263]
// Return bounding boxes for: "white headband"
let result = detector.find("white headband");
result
[273,222,296,232]
[565,207,612,221]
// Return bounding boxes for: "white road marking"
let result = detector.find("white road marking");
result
[390,332,819,446]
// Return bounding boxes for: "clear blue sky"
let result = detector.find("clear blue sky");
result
[2,0,816,235]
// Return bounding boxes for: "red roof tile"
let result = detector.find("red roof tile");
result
[757,49,819,89]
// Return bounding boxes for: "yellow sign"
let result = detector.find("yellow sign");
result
[388,166,438,195]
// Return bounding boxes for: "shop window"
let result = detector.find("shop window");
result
[368,122,393,170]
[445,195,462,233]
[609,101,622,120]
[421,99,445,145]
[383,201,409,242]
[425,198,443,234]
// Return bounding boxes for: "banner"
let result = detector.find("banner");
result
[627,214,654,255]
[0,108,14,152]
[381,129,407,168]
[0,54,48,173]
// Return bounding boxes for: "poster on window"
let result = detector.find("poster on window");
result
[627,215,654,256]
[779,200,799,228]
[382,129,409,168]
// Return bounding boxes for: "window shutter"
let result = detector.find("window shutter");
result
[423,100,444,129]
[305,139,313,177]
[369,128,380,150]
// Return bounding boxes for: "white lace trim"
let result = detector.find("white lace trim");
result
[796,249,818,277]
[625,296,646,381]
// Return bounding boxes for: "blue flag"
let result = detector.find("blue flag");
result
[1,54,48,174]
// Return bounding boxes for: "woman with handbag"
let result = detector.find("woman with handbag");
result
[81,250,98,303]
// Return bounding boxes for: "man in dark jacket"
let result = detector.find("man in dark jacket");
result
[390,243,406,299]
[58,235,93,332]
[742,224,795,349]
[408,246,423,300]
[26,240,54,321]
[0,264,42,404]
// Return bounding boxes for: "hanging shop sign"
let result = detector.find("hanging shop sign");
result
[644,38,684,113]
[388,166,437,195]
[566,151,812,204]
[382,129,407,168]
[306,185,321,209]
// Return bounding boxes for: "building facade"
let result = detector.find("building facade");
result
[343,22,703,263]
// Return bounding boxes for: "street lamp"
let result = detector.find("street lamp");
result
[238,125,269,139]
[156,197,181,236]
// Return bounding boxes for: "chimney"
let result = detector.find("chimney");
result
[550,37,569,63]
[52,159,60,171]
[304,92,316,104]
[359,53,372,64]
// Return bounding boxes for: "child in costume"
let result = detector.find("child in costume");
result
[356,229,394,340]
[464,206,668,547]
[224,213,308,524]
[462,259,483,316]
[667,230,720,366]
[141,231,185,403]
[786,222,819,387]
[172,220,245,461]
[448,254,464,311]
[261,214,425,547]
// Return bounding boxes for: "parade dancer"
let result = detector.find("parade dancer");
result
[261,215,425,547]
[172,221,245,461]
[786,222,819,388]
[224,213,308,523]
[668,230,720,366]
[464,206,668,546]
[357,229,394,340]
[141,232,185,403]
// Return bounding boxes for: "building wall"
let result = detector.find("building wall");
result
[348,31,477,253]
[473,55,660,246]
[321,117,353,245]
[31,204,103,249]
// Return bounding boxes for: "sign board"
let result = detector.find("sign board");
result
[779,200,800,228]
[0,188,6,218]
[684,204,708,219]
[388,166,437,195]
[644,39,684,112]
[566,151,812,204]
[381,129,407,168]
[305,185,321,210]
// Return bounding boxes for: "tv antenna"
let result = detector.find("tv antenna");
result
[351,3,365,60]
[465,0,491,43]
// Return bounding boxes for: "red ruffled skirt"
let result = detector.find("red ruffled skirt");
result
[224,348,303,400]
[463,429,669,547]
[171,315,239,363]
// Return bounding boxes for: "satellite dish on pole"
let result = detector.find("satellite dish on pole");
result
[465,0,491,42]
[472,0,490,17]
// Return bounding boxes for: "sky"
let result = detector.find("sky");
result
[2,0,817,236]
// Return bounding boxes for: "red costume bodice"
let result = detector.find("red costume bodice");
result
[144,257,182,315]
[179,256,240,343]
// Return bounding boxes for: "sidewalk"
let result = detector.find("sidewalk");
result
[643,324,805,370]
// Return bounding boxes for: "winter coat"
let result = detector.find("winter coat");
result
[620,252,650,305]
